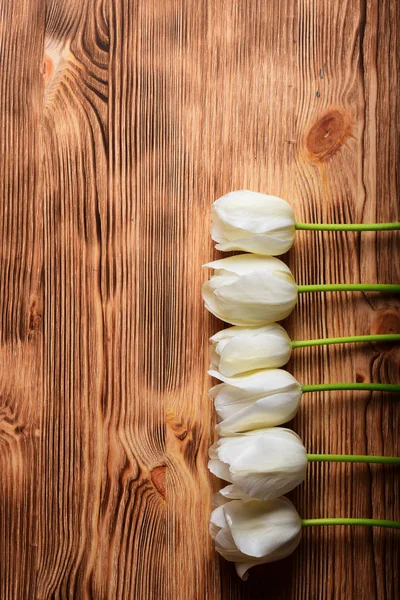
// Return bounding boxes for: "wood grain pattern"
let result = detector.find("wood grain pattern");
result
[0,0,399,598]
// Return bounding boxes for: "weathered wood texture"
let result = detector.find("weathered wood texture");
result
[0,0,399,598]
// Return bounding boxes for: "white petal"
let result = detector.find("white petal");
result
[218,425,304,458]
[202,276,238,323]
[215,429,307,500]
[212,191,295,235]
[208,382,226,400]
[209,368,300,393]
[217,484,254,502]
[210,325,249,343]
[211,323,290,343]
[203,254,292,277]
[213,326,292,376]
[208,441,219,459]
[235,561,258,581]
[216,232,294,256]
[209,344,221,371]
[213,385,269,421]
[234,529,302,580]
[212,275,297,325]
[210,505,227,531]
[208,459,233,483]
[224,497,302,558]
[214,526,247,562]
[216,389,302,434]
[212,375,302,432]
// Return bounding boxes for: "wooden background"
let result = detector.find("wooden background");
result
[0,0,399,598]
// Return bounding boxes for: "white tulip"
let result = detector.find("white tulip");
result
[211,190,296,256]
[208,428,307,500]
[209,368,302,434]
[210,323,292,377]
[210,492,302,580]
[202,254,298,326]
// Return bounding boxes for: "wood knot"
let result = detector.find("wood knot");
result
[370,309,400,336]
[42,53,54,87]
[43,41,71,102]
[356,373,365,383]
[306,109,353,161]
[166,412,188,440]
[28,301,42,338]
[151,465,166,498]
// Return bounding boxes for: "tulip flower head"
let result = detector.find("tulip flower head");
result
[209,368,302,434]
[208,427,308,500]
[210,323,292,377]
[211,190,296,256]
[202,254,298,326]
[210,490,302,580]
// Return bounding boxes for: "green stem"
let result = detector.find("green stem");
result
[302,518,400,529]
[297,284,400,293]
[295,222,400,231]
[292,334,400,349]
[307,454,400,465]
[302,383,400,393]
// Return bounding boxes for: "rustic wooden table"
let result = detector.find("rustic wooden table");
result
[1,1,399,598]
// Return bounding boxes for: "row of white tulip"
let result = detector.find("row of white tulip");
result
[203,192,310,580]
[202,191,400,580]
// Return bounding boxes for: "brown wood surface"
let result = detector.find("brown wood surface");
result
[0,0,399,598]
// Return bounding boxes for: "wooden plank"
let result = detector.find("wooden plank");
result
[104,2,219,596]
[37,1,109,596]
[0,0,398,598]
[0,1,44,598]
[288,2,400,598]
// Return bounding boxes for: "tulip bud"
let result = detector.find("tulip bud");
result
[211,190,296,256]
[210,323,292,377]
[208,428,308,500]
[202,254,298,326]
[209,368,302,434]
[210,492,302,580]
